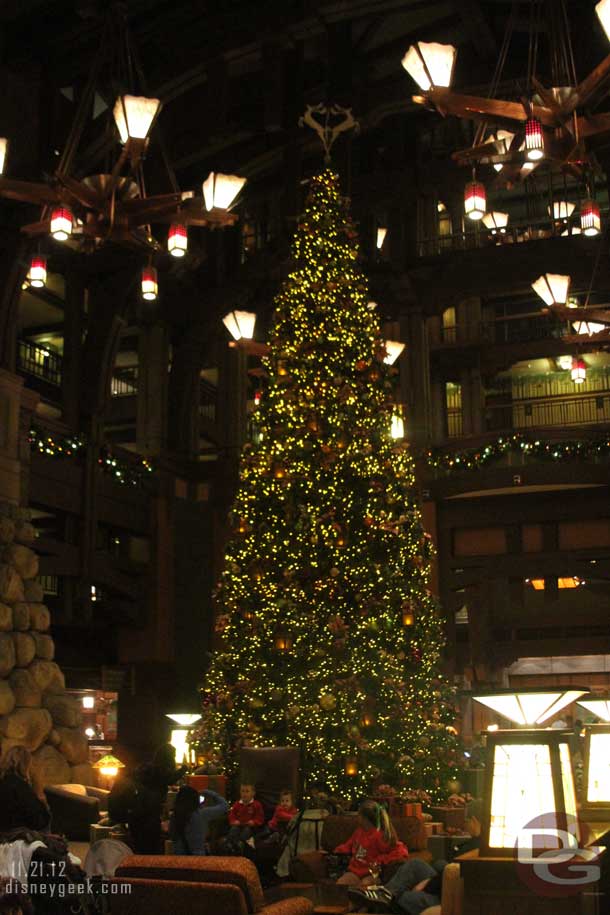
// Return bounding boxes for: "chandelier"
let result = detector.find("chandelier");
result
[0,7,245,299]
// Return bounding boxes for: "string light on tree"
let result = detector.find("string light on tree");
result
[193,170,458,798]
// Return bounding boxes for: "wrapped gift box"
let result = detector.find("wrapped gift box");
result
[186,774,227,796]
[402,802,423,819]
[423,821,444,838]
[430,805,465,830]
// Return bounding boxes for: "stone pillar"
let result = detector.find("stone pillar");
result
[136,323,169,457]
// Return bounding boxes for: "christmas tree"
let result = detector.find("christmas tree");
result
[195,170,459,799]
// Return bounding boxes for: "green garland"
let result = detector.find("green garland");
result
[28,426,153,488]
[424,432,610,474]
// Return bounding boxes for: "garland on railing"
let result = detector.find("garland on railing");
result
[28,427,153,488]
[423,433,610,474]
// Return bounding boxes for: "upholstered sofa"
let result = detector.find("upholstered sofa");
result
[421,862,463,915]
[115,854,313,915]
[44,784,109,840]
[289,813,431,883]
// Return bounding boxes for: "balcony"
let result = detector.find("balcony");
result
[111,365,138,397]
[18,339,63,387]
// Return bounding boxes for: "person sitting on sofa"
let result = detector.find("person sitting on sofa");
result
[224,783,265,853]
[333,799,408,887]
[170,785,229,855]
[347,798,483,913]
[0,748,50,834]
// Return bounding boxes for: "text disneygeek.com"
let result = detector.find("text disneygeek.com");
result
[3,879,133,898]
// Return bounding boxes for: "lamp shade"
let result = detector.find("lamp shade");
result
[596,0,610,41]
[202,172,246,211]
[581,199,601,236]
[50,206,73,241]
[93,754,125,778]
[390,412,405,440]
[578,698,610,722]
[166,713,201,726]
[384,340,405,365]
[492,130,514,171]
[222,310,256,341]
[573,319,606,335]
[482,212,509,234]
[0,138,7,175]
[376,227,387,249]
[531,273,570,307]
[571,357,586,384]
[464,181,486,220]
[525,117,544,160]
[141,266,158,301]
[113,95,161,143]
[548,201,575,220]
[401,42,456,91]
[472,687,589,726]
[168,223,188,257]
[28,255,47,288]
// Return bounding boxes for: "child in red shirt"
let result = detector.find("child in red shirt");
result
[269,789,298,833]
[226,783,265,851]
[333,799,408,886]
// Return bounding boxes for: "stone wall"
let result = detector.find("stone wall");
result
[0,503,94,785]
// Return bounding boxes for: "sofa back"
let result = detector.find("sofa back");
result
[320,814,427,853]
[441,862,463,915]
[116,854,265,913]
[110,877,248,915]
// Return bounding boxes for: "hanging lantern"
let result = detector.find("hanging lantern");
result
[492,130,514,171]
[573,319,606,335]
[464,181,486,220]
[168,223,188,257]
[28,255,47,289]
[548,201,575,221]
[596,0,610,42]
[202,172,246,211]
[390,411,405,439]
[361,711,376,728]
[274,631,293,652]
[402,604,415,626]
[113,95,161,143]
[531,273,570,307]
[571,357,586,384]
[384,340,405,365]
[581,199,601,236]
[0,138,7,175]
[50,206,73,241]
[401,42,457,91]
[222,310,256,341]
[376,227,387,249]
[344,755,359,777]
[141,266,158,301]
[482,212,509,235]
[525,117,544,161]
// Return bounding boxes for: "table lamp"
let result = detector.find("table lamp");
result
[93,754,125,788]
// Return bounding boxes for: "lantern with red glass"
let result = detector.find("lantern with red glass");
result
[168,223,188,257]
[571,357,586,384]
[581,200,601,236]
[464,181,486,220]
[28,255,47,289]
[525,117,544,161]
[50,206,73,242]
[141,266,158,301]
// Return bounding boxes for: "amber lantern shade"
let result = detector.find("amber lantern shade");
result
[202,172,246,211]
[571,357,586,384]
[28,255,47,289]
[401,42,457,91]
[581,200,601,236]
[402,606,415,626]
[0,138,7,175]
[141,266,158,301]
[113,95,161,143]
[168,223,188,257]
[531,273,570,308]
[361,711,376,728]
[464,181,486,220]
[525,117,544,161]
[50,206,73,241]
[344,756,358,776]
[274,631,293,651]
[596,0,610,42]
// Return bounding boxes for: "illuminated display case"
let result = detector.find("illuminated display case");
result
[481,729,580,857]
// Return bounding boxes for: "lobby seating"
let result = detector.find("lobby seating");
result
[44,783,110,841]
[115,854,313,915]
[289,813,431,883]
[421,862,463,915]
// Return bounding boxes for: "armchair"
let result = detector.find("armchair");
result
[44,784,109,840]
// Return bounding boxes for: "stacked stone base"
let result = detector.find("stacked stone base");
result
[0,504,95,786]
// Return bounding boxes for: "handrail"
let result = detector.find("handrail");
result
[18,339,63,386]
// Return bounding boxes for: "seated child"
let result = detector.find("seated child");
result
[226,783,265,851]
[268,789,298,834]
[333,799,408,887]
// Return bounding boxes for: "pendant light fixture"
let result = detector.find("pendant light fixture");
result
[113,95,161,144]
[531,273,571,308]
[548,201,575,221]
[524,117,544,161]
[596,0,610,42]
[376,226,388,249]
[222,310,256,341]
[401,41,457,91]
[482,212,508,235]
[28,255,47,288]
[581,199,601,236]
[168,223,188,257]
[202,172,246,211]
[464,178,486,221]
[50,206,73,241]
[571,357,586,384]
[141,265,158,301]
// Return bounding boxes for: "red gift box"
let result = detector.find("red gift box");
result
[186,774,227,796]
[430,806,465,830]
[402,802,423,819]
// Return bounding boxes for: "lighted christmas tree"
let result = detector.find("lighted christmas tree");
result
[195,170,459,798]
